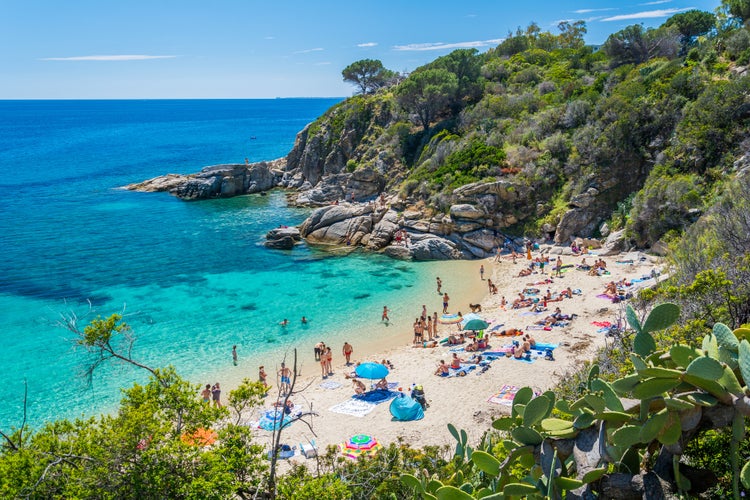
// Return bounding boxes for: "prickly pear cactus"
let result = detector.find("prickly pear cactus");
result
[402,304,750,499]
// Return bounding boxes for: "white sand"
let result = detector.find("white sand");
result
[241,250,663,462]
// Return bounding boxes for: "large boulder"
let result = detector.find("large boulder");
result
[265,227,301,250]
[408,235,463,260]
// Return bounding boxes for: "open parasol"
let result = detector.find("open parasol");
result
[340,434,383,459]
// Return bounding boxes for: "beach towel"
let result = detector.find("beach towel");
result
[487,384,521,406]
[532,342,559,350]
[488,323,505,332]
[256,409,295,431]
[328,399,378,417]
[449,364,477,377]
[526,324,545,330]
[354,389,398,404]
[592,321,612,328]
[319,380,343,390]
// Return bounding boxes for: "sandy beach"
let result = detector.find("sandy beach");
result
[240,248,663,462]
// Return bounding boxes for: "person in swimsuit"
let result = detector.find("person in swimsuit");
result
[436,277,442,294]
[342,342,353,365]
[232,345,238,366]
[443,293,450,314]
[211,383,222,407]
[201,384,211,404]
[382,306,390,322]
[259,366,268,387]
[279,363,291,393]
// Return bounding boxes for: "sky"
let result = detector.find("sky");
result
[1,0,723,99]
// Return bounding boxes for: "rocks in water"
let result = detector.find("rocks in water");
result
[265,227,301,250]
[125,160,285,200]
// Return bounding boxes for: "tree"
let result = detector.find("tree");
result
[427,48,484,111]
[724,0,750,23]
[341,59,396,94]
[602,24,681,67]
[395,68,458,131]
[664,10,716,53]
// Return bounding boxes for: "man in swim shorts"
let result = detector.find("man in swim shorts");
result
[278,363,291,394]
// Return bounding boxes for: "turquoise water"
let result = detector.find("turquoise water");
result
[0,100,467,429]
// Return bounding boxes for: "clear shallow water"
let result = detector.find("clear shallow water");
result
[0,99,472,429]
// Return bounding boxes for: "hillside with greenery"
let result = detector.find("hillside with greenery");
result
[4,2,750,499]
[297,7,750,249]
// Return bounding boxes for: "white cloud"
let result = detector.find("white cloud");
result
[640,0,672,5]
[293,47,324,54]
[264,36,276,40]
[357,42,378,47]
[315,62,332,65]
[573,8,617,14]
[602,8,688,21]
[40,54,176,61]
[393,38,503,51]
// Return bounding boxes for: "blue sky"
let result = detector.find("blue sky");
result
[1,0,722,99]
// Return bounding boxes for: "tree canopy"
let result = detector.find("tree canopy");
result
[395,68,458,131]
[341,59,396,94]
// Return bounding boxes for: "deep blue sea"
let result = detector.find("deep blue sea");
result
[0,99,473,430]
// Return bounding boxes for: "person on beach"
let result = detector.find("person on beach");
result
[421,304,427,321]
[342,342,353,365]
[413,318,423,344]
[432,312,439,337]
[325,347,333,376]
[201,384,211,404]
[451,353,463,369]
[500,296,507,309]
[442,293,450,314]
[375,377,389,390]
[436,277,442,294]
[279,363,291,393]
[487,278,494,294]
[314,341,325,361]
[353,378,366,395]
[555,257,563,277]
[259,366,268,387]
[426,316,433,340]
[211,383,222,407]
[495,247,502,262]
[232,345,238,366]
[435,360,449,377]
[480,264,485,280]
[382,306,390,323]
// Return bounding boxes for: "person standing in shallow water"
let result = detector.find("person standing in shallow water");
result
[436,277,442,294]
[480,264,485,280]
[382,306,390,323]
[232,345,238,366]
[443,293,450,314]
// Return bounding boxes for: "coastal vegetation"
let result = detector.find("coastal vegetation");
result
[5,1,750,498]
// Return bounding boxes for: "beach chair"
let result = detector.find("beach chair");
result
[300,439,318,458]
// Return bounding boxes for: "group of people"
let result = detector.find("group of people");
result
[200,383,223,407]
[412,306,440,344]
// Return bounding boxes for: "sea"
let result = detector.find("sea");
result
[0,99,479,430]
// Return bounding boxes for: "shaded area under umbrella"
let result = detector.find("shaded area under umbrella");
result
[355,362,389,379]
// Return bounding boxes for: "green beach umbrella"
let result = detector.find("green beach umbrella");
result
[463,318,490,331]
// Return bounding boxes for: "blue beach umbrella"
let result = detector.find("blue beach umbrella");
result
[355,362,389,380]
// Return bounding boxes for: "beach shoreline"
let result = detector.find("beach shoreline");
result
[232,248,663,462]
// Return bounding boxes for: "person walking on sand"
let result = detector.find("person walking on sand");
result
[259,366,268,387]
[436,277,442,294]
[480,264,485,280]
[443,293,450,314]
[211,383,222,407]
[232,345,238,366]
[342,342,353,365]
[382,306,390,323]
[279,363,291,394]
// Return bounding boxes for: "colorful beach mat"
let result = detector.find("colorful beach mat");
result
[488,384,521,406]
